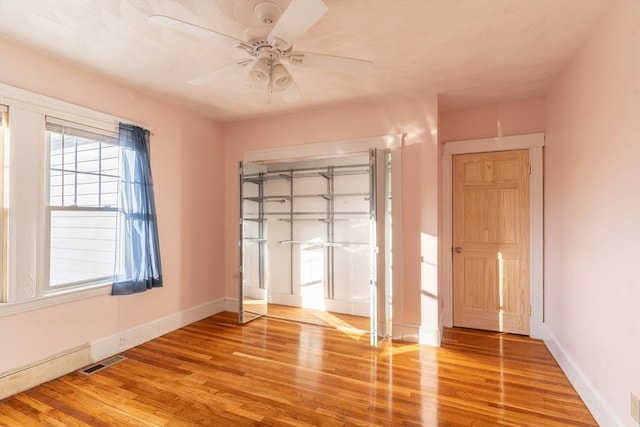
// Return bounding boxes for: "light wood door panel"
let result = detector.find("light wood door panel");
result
[453,150,530,334]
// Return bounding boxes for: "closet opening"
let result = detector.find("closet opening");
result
[239,149,393,346]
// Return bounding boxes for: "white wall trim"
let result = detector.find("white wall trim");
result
[392,323,441,346]
[0,284,111,317]
[441,133,547,339]
[544,327,624,427]
[0,82,149,131]
[391,323,420,343]
[225,297,240,313]
[442,133,545,155]
[243,134,404,163]
[90,298,226,361]
[528,146,546,339]
[0,297,225,400]
[419,326,442,347]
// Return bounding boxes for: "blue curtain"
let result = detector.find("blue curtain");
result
[112,123,163,295]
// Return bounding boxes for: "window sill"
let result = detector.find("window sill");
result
[0,283,111,317]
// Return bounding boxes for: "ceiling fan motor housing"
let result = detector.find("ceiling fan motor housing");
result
[243,24,273,48]
[243,2,291,58]
[254,1,282,24]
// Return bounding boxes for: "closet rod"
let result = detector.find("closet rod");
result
[263,162,369,174]
[278,240,370,247]
[244,168,369,180]
[241,217,266,223]
[244,195,291,202]
[277,218,367,223]
[264,211,369,216]
[245,192,369,200]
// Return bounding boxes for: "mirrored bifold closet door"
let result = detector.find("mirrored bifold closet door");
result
[238,149,392,346]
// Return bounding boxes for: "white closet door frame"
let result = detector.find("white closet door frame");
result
[242,135,402,346]
[243,134,403,163]
[368,149,378,346]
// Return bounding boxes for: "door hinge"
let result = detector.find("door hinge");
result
[528,164,532,175]
[528,305,532,316]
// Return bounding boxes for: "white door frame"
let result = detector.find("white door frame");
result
[441,133,547,339]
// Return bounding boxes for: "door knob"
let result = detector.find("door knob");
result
[454,247,462,254]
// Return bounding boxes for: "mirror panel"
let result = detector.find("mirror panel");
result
[239,162,268,323]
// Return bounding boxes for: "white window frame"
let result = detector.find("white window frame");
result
[44,117,120,293]
[0,82,148,316]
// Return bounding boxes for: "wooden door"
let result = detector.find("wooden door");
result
[453,150,530,334]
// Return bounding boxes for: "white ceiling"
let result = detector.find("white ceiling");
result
[0,0,611,122]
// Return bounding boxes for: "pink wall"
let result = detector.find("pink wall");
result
[545,1,640,425]
[0,37,226,373]
[224,97,440,337]
[439,98,546,142]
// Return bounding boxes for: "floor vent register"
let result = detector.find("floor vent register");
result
[79,355,127,375]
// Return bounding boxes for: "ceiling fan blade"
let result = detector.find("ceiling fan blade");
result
[287,51,374,75]
[189,59,254,86]
[281,82,302,103]
[149,15,244,47]
[267,0,328,50]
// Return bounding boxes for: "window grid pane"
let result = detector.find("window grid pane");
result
[49,209,118,287]
[48,131,119,209]
[47,129,120,287]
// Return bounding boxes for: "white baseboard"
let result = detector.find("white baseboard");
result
[0,297,225,400]
[225,297,239,313]
[269,293,301,308]
[543,325,623,427]
[90,298,226,361]
[419,325,442,347]
[391,323,420,343]
[391,323,441,347]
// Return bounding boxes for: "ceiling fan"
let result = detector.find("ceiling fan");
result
[149,0,373,103]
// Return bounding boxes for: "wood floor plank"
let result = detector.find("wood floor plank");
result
[0,311,596,426]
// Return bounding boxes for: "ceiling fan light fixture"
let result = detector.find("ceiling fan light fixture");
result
[153,0,370,104]
[249,58,270,86]
[271,62,293,90]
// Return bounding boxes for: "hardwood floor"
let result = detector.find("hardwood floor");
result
[0,312,596,426]
[265,303,370,332]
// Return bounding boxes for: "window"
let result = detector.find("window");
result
[46,119,119,289]
[0,85,143,313]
